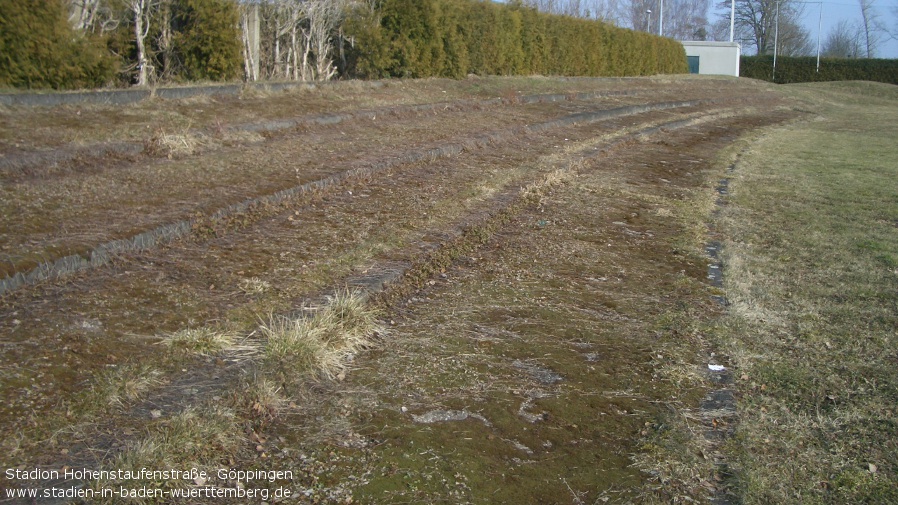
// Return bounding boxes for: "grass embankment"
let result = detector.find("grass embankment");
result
[718,82,898,502]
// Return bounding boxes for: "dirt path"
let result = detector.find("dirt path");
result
[0,76,798,504]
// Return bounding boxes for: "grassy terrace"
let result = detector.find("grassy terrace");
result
[714,81,898,503]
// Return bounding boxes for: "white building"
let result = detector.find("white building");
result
[681,41,741,77]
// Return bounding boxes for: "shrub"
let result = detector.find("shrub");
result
[172,0,243,81]
[0,0,117,89]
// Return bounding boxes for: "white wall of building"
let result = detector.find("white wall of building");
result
[681,42,741,77]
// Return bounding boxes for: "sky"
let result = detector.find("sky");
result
[495,0,898,58]
[717,0,898,58]
[812,0,897,58]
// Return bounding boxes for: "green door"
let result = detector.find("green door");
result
[687,56,700,74]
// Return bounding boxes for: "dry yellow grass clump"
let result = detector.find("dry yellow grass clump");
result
[262,289,381,382]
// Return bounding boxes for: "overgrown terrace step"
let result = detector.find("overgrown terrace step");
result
[0,97,727,295]
[1,78,766,274]
[1,110,745,499]
[2,104,731,421]
[0,88,652,180]
[0,99,589,281]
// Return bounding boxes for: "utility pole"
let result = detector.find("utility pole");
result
[773,0,780,81]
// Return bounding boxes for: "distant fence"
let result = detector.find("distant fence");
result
[741,56,898,85]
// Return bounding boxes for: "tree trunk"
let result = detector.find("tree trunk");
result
[274,36,281,79]
[291,24,300,80]
[133,0,149,86]
[158,0,173,81]
[241,4,260,82]
[859,0,875,58]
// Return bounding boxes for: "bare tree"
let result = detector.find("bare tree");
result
[858,0,882,57]
[587,0,623,23]
[822,19,863,58]
[561,0,582,16]
[267,0,304,79]
[522,0,622,23]
[889,5,898,42]
[663,0,711,39]
[241,1,262,81]
[524,0,559,13]
[69,0,102,31]
[627,0,655,31]
[129,0,158,85]
[156,0,175,80]
[257,0,347,81]
[715,0,811,55]
[67,0,123,34]
[624,0,709,36]
[304,0,345,81]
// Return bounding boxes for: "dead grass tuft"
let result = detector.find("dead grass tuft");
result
[144,126,200,158]
[521,167,576,205]
[238,276,271,296]
[261,289,381,382]
[317,288,382,351]
[88,364,163,409]
[243,375,286,426]
[162,327,238,355]
[92,405,240,503]
[260,313,326,379]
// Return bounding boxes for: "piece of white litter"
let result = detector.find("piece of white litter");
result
[708,364,726,372]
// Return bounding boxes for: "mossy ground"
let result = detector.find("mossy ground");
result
[0,76,824,503]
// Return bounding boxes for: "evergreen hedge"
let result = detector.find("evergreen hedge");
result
[0,0,242,89]
[741,56,898,85]
[172,0,243,82]
[0,0,117,89]
[1,0,686,90]
[344,0,687,79]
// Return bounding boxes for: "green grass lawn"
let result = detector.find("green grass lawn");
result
[717,81,898,503]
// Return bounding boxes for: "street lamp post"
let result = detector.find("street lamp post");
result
[659,0,663,36]
[646,9,652,32]
[816,2,823,72]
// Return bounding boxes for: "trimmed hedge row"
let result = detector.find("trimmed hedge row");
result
[344,0,687,79]
[741,56,898,84]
